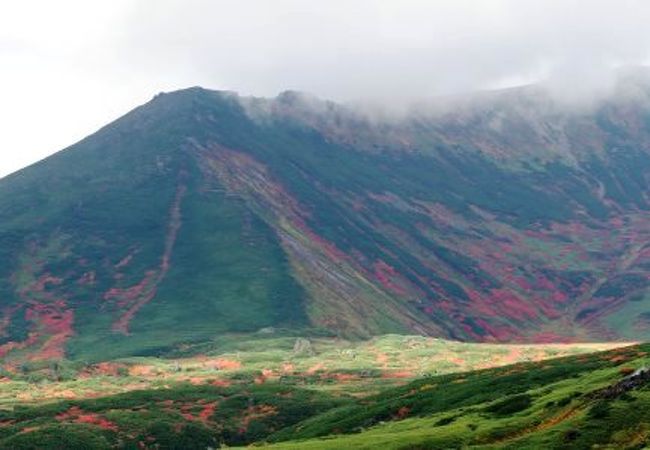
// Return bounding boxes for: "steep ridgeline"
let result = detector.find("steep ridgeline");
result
[1,74,650,361]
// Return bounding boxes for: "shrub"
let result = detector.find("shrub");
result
[563,429,580,442]
[434,416,456,426]
[485,394,533,416]
[619,367,635,376]
[0,424,111,450]
[588,401,611,419]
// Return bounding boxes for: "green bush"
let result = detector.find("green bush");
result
[0,424,111,450]
[484,393,533,416]
[587,401,611,419]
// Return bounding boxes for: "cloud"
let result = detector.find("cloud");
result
[120,0,650,103]
[2,0,650,176]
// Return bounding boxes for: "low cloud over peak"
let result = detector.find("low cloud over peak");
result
[123,0,650,104]
[2,1,650,176]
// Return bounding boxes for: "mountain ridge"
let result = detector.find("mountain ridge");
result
[1,78,649,361]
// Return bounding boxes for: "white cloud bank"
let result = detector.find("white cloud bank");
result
[1,0,650,175]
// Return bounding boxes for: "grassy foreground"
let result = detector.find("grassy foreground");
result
[0,335,639,449]
[263,344,650,449]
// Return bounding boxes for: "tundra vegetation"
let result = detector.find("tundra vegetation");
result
[0,335,641,449]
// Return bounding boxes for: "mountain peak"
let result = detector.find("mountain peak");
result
[0,78,649,363]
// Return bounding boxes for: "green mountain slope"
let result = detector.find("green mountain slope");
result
[1,73,650,361]
[263,343,650,449]
[0,92,308,362]
[0,343,648,449]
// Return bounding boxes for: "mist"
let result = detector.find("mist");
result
[122,0,650,103]
[2,0,650,176]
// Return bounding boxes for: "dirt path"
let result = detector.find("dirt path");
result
[490,405,582,446]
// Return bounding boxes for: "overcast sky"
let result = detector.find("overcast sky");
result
[1,0,650,177]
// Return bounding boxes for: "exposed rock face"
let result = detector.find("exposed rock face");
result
[594,367,650,399]
[293,338,314,357]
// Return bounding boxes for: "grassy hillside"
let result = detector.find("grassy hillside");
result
[0,384,347,449]
[0,341,645,449]
[265,344,650,449]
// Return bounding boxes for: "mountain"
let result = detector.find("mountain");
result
[1,71,650,361]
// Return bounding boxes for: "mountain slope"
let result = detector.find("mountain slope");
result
[1,75,650,360]
[0,92,309,362]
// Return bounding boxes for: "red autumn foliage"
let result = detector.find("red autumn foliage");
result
[395,406,411,419]
[373,260,408,295]
[619,366,635,376]
[56,407,118,431]
[109,184,187,334]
